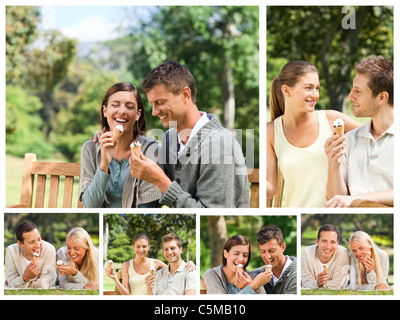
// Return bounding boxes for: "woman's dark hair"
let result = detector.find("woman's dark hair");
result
[133,233,150,245]
[100,82,146,138]
[221,235,251,269]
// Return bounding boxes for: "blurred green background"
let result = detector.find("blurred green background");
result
[6,6,259,206]
[267,6,393,119]
[4,212,99,251]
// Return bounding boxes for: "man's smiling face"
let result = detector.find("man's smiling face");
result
[348,73,380,118]
[162,240,182,264]
[17,228,42,261]
[146,84,187,130]
[317,231,339,263]
[258,239,286,269]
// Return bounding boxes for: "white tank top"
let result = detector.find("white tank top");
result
[128,258,155,295]
[274,111,332,207]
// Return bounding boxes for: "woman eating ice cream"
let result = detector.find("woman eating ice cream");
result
[56,227,99,290]
[267,60,361,207]
[345,231,390,291]
[79,82,162,208]
[203,235,269,294]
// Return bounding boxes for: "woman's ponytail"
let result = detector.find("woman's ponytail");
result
[269,77,285,121]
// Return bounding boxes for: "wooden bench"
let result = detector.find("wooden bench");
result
[7,153,83,208]
[7,153,260,209]
[248,168,259,208]
[349,199,391,208]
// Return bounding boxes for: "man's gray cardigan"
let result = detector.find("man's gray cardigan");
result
[158,114,250,208]
[249,257,297,294]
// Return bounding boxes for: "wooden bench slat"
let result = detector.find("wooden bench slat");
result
[8,153,83,208]
[19,153,36,207]
[48,175,60,207]
[63,176,75,208]
[35,175,47,208]
[247,169,259,208]
[31,162,81,176]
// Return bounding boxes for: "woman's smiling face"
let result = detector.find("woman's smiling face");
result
[66,237,87,266]
[133,238,150,258]
[349,240,372,262]
[103,90,141,132]
[224,244,249,273]
[284,72,320,112]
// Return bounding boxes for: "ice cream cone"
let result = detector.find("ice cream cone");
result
[32,252,39,263]
[112,124,124,143]
[107,259,113,268]
[265,264,272,272]
[57,260,63,266]
[130,141,142,157]
[236,263,243,274]
[322,264,329,273]
[365,252,371,259]
[150,267,156,276]
[333,118,345,136]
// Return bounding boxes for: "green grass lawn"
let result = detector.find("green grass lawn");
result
[6,154,80,207]
[4,289,99,295]
[302,289,393,295]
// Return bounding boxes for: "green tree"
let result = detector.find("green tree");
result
[104,214,196,264]
[6,6,41,83]
[23,29,77,137]
[6,85,54,157]
[125,6,260,167]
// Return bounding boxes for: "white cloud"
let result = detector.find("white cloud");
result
[60,15,119,42]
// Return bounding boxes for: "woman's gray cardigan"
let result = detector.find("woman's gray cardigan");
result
[203,265,266,294]
[79,134,162,208]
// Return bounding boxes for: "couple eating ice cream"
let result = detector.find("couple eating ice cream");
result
[267,55,393,208]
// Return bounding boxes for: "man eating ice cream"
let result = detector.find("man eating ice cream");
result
[249,225,297,294]
[5,222,57,289]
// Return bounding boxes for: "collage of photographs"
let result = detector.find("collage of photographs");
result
[2,2,397,305]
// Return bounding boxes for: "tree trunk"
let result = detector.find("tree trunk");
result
[207,216,228,268]
[222,57,235,132]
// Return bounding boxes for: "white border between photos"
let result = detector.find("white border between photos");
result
[1,0,399,302]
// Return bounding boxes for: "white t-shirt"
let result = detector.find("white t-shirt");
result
[177,112,209,155]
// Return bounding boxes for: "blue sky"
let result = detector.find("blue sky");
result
[40,6,152,42]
